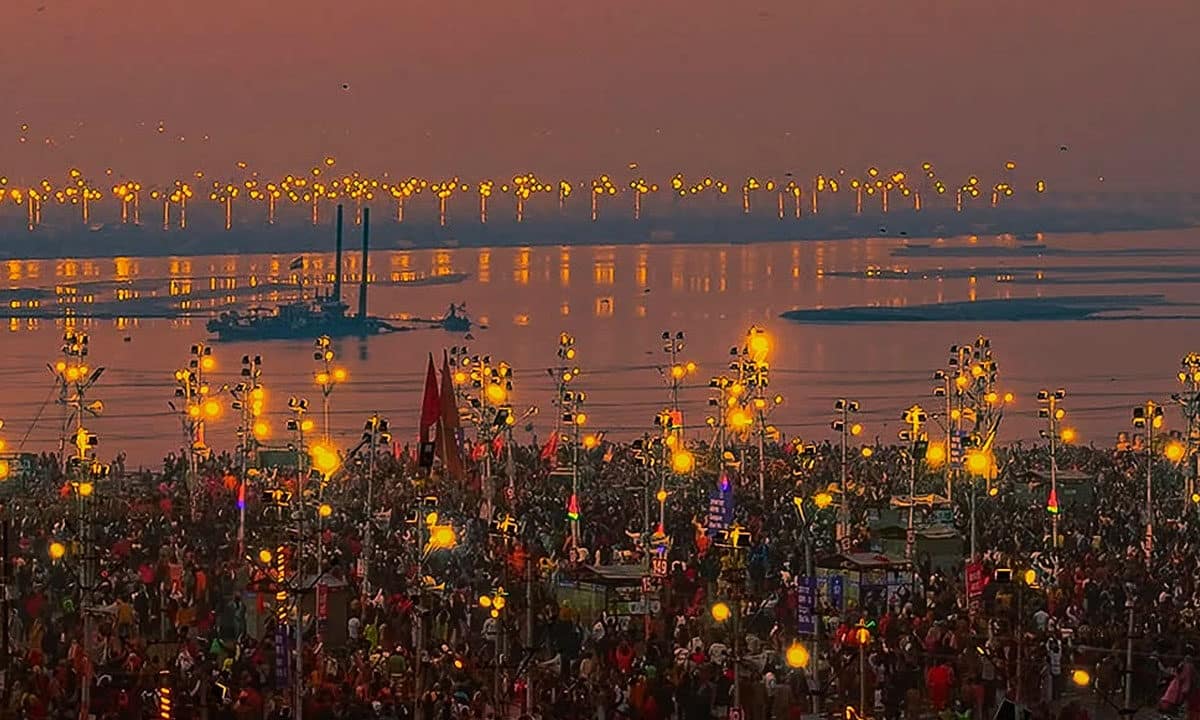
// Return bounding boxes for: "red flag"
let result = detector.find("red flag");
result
[492,433,504,457]
[1047,487,1059,514]
[419,354,440,444]
[436,350,464,481]
[540,431,559,464]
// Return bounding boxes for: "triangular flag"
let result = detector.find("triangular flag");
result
[1047,486,1059,514]
[436,350,464,482]
[567,493,579,521]
[418,354,440,470]
[419,354,440,442]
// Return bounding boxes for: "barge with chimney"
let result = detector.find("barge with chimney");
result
[206,205,472,341]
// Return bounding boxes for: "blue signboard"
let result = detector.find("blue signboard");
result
[829,574,845,610]
[706,478,735,536]
[796,576,816,635]
[274,622,290,688]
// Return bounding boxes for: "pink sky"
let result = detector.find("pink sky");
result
[2,0,1197,189]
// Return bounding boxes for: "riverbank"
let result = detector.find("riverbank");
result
[0,205,1194,260]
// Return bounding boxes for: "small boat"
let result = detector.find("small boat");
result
[410,303,473,333]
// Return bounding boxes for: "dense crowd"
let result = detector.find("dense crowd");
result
[0,427,1197,720]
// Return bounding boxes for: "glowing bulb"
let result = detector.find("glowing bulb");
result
[965,451,991,476]
[813,492,833,509]
[671,449,695,474]
[710,602,731,623]
[49,542,66,560]
[485,383,507,405]
[786,642,811,669]
[925,442,947,467]
[258,549,273,564]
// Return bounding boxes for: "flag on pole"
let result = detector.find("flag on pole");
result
[436,351,464,482]
[567,493,580,521]
[418,354,440,470]
[1047,487,1059,514]
[540,431,559,465]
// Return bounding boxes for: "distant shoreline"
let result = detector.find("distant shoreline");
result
[0,207,1194,261]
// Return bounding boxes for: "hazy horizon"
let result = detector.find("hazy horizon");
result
[3,0,1198,190]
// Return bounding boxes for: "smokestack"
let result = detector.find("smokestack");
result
[358,207,370,319]
[333,204,344,303]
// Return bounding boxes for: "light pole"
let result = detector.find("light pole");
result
[661,331,696,412]
[831,399,862,552]
[479,587,509,709]
[285,396,312,720]
[1132,401,1164,560]
[550,335,584,546]
[313,336,347,442]
[50,329,104,474]
[232,354,267,558]
[1172,353,1200,509]
[453,347,515,520]
[359,414,390,602]
[899,405,929,574]
[1037,389,1071,573]
[729,326,773,499]
[172,343,222,519]
[792,480,832,714]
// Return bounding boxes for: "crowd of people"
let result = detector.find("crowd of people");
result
[0,420,1197,720]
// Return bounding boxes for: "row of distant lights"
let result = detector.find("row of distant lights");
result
[0,158,1045,205]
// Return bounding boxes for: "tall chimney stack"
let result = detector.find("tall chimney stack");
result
[333,204,344,303]
[358,207,370,319]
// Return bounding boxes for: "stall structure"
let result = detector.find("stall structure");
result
[555,564,655,628]
[808,552,912,614]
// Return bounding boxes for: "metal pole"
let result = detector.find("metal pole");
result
[525,549,534,714]
[1050,404,1059,576]
[495,620,502,712]
[757,412,765,502]
[1015,583,1023,704]
[839,410,848,550]
[733,594,741,712]
[804,525,821,714]
[363,429,376,604]
[294,424,305,720]
[858,638,866,714]
[944,379,952,499]
[414,517,423,720]
[571,424,579,547]
[1146,419,1154,560]
[1124,600,1134,712]
[969,478,976,559]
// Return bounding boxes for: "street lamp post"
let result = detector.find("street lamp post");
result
[793,479,830,715]
[661,331,695,413]
[899,405,929,576]
[313,336,347,442]
[831,399,861,551]
[1132,400,1164,560]
[285,396,312,720]
[730,326,772,499]
[454,347,516,521]
[550,335,584,546]
[1172,353,1200,510]
[359,414,390,603]
[232,354,266,558]
[1037,389,1069,573]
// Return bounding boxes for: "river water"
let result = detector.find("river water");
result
[1,227,1198,466]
